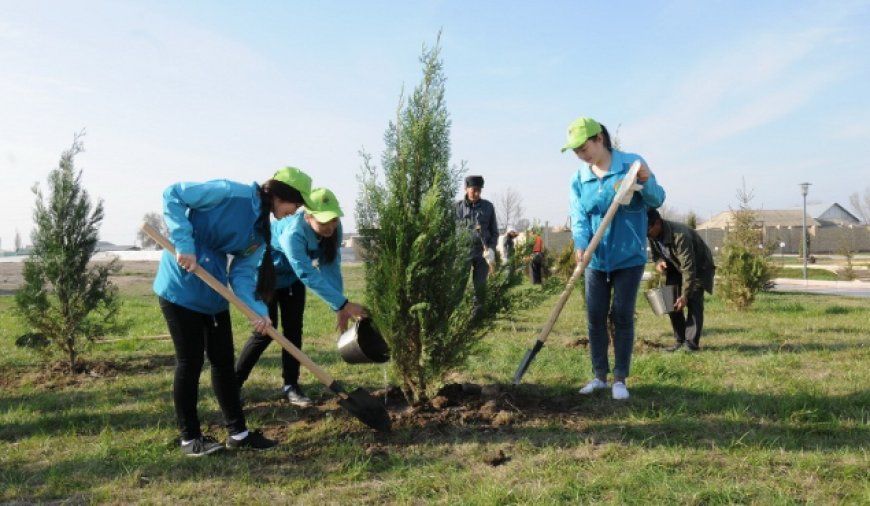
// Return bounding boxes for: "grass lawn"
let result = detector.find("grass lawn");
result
[1,265,869,504]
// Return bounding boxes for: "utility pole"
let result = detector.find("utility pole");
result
[800,182,811,282]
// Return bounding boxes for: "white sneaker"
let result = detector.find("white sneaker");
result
[578,378,609,395]
[612,381,629,400]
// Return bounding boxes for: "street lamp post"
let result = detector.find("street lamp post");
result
[800,182,811,282]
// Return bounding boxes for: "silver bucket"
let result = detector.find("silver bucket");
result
[645,285,679,316]
[337,317,390,364]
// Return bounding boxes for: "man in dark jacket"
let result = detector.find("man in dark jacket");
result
[456,175,498,292]
[647,208,715,351]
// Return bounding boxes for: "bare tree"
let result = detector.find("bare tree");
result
[848,187,870,224]
[657,204,688,224]
[137,212,168,249]
[494,187,524,231]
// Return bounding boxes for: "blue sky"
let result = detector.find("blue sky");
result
[2,0,869,247]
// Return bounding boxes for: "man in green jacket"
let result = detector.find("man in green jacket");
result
[647,208,715,351]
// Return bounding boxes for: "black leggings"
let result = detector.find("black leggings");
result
[235,281,306,388]
[159,297,246,440]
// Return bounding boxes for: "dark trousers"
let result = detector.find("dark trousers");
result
[159,297,246,440]
[666,272,706,346]
[585,265,645,379]
[668,289,705,346]
[530,252,543,284]
[471,255,489,292]
[235,281,306,388]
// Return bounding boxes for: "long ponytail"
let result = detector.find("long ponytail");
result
[255,185,276,303]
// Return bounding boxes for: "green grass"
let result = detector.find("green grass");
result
[2,265,869,504]
[776,266,841,281]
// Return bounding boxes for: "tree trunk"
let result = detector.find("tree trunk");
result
[67,334,77,374]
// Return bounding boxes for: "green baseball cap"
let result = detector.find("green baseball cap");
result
[560,116,602,153]
[272,166,312,204]
[306,187,344,223]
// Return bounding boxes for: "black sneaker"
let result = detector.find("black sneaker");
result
[226,430,278,450]
[285,385,313,408]
[665,342,684,352]
[181,436,223,457]
[685,341,700,351]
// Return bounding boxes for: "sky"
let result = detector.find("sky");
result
[2,0,869,248]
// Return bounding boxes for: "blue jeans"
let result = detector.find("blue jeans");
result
[584,264,645,380]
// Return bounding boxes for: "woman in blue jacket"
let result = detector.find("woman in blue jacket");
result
[562,117,666,401]
[236,187,366,406]
[154,167,310,456]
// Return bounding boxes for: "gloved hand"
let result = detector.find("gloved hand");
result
[483,248,496,274]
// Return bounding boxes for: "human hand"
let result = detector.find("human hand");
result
[674,296,687,311]
[176,253,198,272]
[636,163,650,183]
[575,249,585,265]
[336,302,367,332]
[656,260,667,273]
[251,315,272,335]
[483,248,495,265]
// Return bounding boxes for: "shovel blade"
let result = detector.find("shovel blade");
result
[512,340,544,385]
[336,387,392,432]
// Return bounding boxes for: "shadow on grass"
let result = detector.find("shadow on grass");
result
[4,381,869,502]
[704,340,868,353]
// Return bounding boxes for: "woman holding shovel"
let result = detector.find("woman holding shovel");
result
[563,116,665,400]
[154,167,310,456]
[236,187,366,407]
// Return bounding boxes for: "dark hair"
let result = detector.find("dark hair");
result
[594,124,613,152]
[254,185,277,303]
[262,179,305,205]
[647,207,662,225]
[320,231,339,264]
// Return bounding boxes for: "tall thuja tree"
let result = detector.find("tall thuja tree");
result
[15,133,122,373]
[357,37,520,403]
[716,181,775,309]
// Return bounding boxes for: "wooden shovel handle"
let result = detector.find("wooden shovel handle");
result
[141,223,338,389]
[534,161,642,344]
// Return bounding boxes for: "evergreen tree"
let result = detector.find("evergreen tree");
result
[686,211,697,229]
[716,181,775,309]
[356,36,520,403]
[15,133,123,373]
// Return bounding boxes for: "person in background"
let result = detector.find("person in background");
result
[646,208,715,351]
[241,187,366,405]
[530,230,545,284]
[235,167,316,407]
[564,116,665,400]
[504,227,519,262]
[455,175,498,292]
[154,170,306,455]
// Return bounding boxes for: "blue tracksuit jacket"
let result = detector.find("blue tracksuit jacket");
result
[569,150,666,272]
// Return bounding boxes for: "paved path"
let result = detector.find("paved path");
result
[771,278,870,298]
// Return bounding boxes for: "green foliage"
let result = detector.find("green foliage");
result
[356,36,520,403]
[686,211,697,230]
[553,238,576,282]
[715,182,776,310]
[14,133,124,373]
[517,227,553,281]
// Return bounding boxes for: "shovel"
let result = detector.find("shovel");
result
[141,223,391,432]
[512,161,643,384]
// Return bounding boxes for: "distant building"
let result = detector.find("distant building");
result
[696,203,869,254]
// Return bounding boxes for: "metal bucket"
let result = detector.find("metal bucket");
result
[337,318,390,364]
[645,285,679,316]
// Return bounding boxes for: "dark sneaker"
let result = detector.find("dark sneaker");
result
[181,436,223,457]
[685,341,700,351]
[226,430,277,450]
[285,385,313,408]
